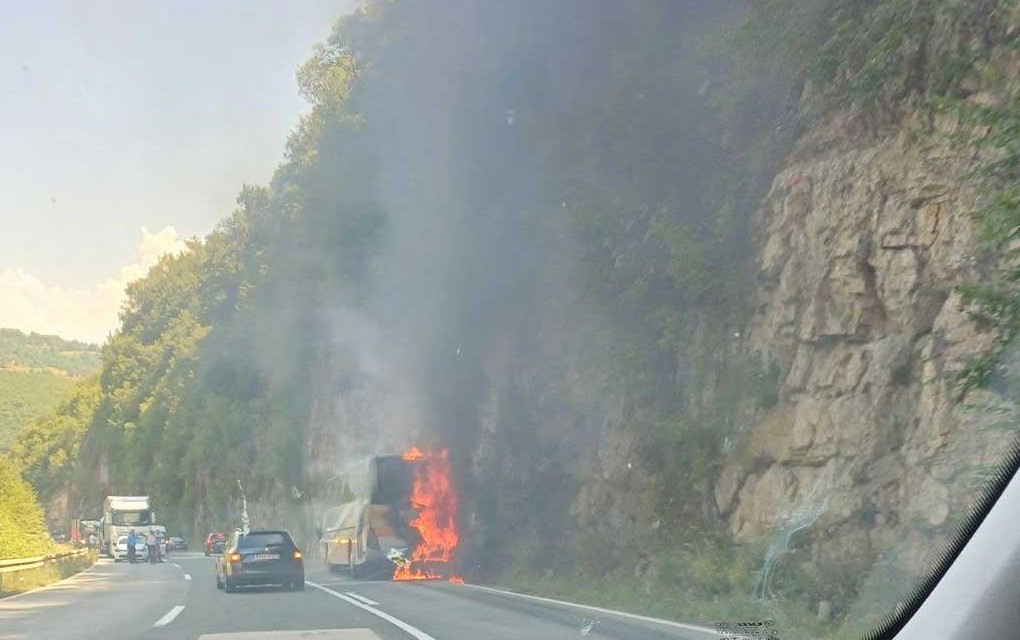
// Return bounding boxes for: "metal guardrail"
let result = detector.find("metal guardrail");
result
[0,547,95,597]
[0,548,90,573]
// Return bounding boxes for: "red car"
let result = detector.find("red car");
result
[204,531,227,556]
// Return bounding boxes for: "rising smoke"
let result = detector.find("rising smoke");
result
[331,0,738,441]
[313,0,744,565]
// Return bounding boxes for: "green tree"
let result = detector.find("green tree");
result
[4,378,101,506]
[0,457,52,559]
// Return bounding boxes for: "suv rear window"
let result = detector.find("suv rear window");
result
[239,532,292,549]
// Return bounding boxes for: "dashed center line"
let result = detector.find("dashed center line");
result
[154,605,185,627]
[344,592,380,606]
[184,573,192,581]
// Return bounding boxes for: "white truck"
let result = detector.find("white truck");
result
[100,496,166,558]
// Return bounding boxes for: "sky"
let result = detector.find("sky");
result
[0,0,360,343]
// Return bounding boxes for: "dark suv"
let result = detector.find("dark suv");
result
[215,529,304,592]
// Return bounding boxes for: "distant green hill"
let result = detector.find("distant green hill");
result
[0,329,101,451]
[0,371,76,451]
[0,328,101,377]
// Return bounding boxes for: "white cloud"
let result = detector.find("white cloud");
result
[0,226,189,344]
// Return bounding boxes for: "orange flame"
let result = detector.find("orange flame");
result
[402,447,425,461]
[393,448,463,582]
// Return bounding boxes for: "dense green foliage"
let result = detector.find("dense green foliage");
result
[0,371,76,451]
[63,23,377,536]
[0,458,52,559]
[4,379,100,507]
[719,0,1013,121]
[947,4,1020,389]
[0,328,100,377]
[12,1,1020,635]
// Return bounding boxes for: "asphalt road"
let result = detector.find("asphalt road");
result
[0,553,720,640]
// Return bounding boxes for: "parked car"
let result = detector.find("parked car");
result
[205,531,226,556]
[167,536,187,551]
[215,529,304,592]
[113,535,149,562]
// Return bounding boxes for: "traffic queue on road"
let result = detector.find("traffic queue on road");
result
[113,528,167,564]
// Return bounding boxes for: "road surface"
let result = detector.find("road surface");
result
[0,553,719,640]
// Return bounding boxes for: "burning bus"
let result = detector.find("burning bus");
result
[317,449,460,581]
[318,454,418,577]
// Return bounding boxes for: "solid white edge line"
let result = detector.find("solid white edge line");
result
[307,581,435,640]
[457,583,719,637]
[184,573,192,581]
[344,591,381,606]
[154,605,185,627]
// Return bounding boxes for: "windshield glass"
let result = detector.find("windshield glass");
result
[239,533,291,550]
[110,511,151,527]
[117,536,144,545]
[2,2,1019,639]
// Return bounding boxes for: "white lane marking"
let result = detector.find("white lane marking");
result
[154,605,185,627]
[344,592,380,606]
[172,563,181,569]
[308,581,435,640]
[184,573,192,581]
[458,583,718,636]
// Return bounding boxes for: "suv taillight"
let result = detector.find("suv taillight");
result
[228,552,241,563]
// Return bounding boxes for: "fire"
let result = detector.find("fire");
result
[402,446,425,461]
[393,447,463,582]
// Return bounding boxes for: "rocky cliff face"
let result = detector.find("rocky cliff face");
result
[717,109,1017,583]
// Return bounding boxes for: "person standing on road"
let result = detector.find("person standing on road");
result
[147,529,159,564]
[153,528,164,562]
[126,529,137,564]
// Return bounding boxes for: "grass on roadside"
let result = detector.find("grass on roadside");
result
[491,569,840,640]
[0,548,96,598]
